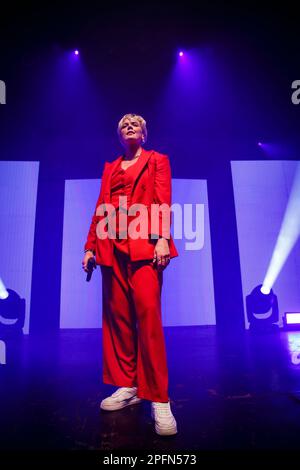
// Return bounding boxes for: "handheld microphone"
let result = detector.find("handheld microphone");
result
[86,257,96,282]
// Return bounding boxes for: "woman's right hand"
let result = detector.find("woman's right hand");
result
[82,251,95,273]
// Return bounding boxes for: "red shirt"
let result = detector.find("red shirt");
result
[110,158,139,254]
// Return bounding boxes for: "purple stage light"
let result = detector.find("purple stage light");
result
[258,142,262,147]
[284,312,300,326]
[74,50,79,56]
[179,51,184,57]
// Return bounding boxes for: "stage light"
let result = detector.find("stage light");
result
[0,289,25,337]
[0,278,8,300]
[74,50,79,56]
[257,142,291,159]
[260,285,270,295]
[246,284,279,330]
[283,312,300,330]
[179,51,184,57]
[262,163,300,295]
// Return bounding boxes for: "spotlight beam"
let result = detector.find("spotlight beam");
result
[0,277,8,300]
[262,163,300,293]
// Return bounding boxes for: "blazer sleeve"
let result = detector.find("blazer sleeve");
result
[150,153,172,240]
[84,162,108,253]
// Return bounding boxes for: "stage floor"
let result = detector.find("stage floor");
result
[1,326,300,452]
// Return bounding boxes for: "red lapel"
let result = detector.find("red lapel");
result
[129,148,154,196]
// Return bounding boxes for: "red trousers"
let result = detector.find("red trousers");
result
[101,245,169,402]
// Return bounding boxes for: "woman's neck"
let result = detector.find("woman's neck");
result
[123,145,142,161]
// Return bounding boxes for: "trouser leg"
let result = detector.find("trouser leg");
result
[129,260,169,402]
[101,248,138,387]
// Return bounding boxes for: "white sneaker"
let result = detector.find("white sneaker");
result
[151,401,177,436]
[100,387,142,411]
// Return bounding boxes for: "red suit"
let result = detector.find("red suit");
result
[85,149,178,402]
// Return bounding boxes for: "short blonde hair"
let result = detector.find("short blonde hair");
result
[117,113,148,144]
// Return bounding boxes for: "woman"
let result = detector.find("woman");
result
[82,113,178,436]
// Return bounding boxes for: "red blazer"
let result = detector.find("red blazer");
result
[84,148,179,266]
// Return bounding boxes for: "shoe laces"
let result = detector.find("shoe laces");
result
[153,402,172,417]
[112,387,136,398]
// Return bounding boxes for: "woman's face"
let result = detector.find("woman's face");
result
[119,118,144,147]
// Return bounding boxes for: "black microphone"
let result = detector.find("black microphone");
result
[86,257,96,282]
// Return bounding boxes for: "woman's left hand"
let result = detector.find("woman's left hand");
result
[153,238,170,271]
